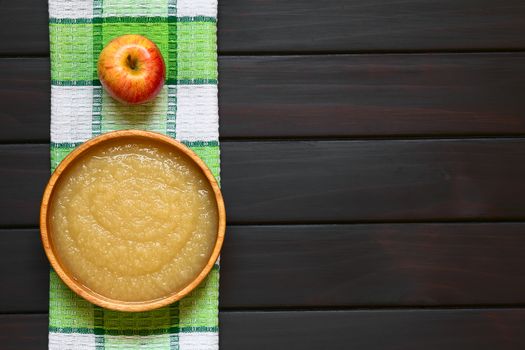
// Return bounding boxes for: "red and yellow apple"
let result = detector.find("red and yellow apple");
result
[98,34,165,105]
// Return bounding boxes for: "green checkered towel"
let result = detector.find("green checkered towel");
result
[48,0,220,348]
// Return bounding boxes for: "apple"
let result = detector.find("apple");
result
[98,34,166,105]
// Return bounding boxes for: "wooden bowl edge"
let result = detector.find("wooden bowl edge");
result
[40,130,226,312]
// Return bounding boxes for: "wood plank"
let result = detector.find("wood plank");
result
[0,315,48,350]
[0,0,48,55]
[218,0,525,53]
[2,139,525,226]
[3,0,525,54]
[221,223,525,308]
[221,139,525,223]
[3,54,525,142]
[3,310,525,350]
[3,224,525,312]
[0,145,49,227]
[0,59,50,142]
[221,309,525,350]
[0,230,49,313]
[220,53,525,138]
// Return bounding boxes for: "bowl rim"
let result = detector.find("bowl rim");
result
[40,129,226,312]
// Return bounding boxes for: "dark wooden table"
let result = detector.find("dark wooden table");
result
[2,0,525,348]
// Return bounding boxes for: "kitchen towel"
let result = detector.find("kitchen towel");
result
[48,0,220,348]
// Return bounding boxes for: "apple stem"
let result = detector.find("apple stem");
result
[126,54,138,70]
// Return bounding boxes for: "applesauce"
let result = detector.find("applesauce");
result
[49,139,219,302]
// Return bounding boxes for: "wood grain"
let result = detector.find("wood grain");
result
[0,230,49,313]
[0,145,49,227]
[221,139,525,223]
[3,223,525,313]
[3,54,525,142]
[221,223,525,308]
[3,0,525,54]
[3,310,525,350]
[218,0,525,53]
[0,315,48,350]
[0,59,50,142]
[2,139,525,227]
[0,0,48,55]
[220,53,525,138]
[220,309,525,350]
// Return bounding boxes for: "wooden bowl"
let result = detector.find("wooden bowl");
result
[40,130,226,312]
